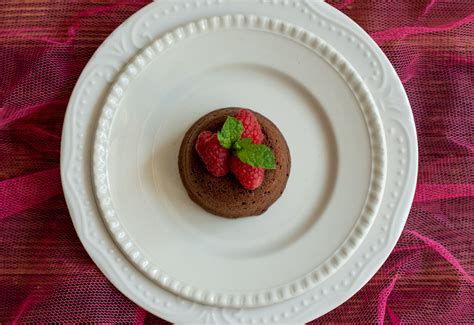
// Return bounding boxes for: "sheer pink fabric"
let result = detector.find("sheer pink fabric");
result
[1,1,472,323]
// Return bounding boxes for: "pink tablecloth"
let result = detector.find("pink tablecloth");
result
[1,1,473,323]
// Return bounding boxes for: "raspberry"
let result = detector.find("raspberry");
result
[230,155,264,190]
[235,109,264,144]
[195,131,230,177]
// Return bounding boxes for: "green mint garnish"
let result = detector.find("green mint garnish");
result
[234,138,276,169]
[217,115,276,169]
[217,116,244,149]
[233,137,251,151]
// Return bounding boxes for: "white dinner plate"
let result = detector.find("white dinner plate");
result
[61,0,417,322]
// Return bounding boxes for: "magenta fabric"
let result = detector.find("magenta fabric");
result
[1,0,473,323]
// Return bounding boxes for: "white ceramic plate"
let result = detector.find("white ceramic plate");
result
[92,14,386,308]
[61,0,417,322]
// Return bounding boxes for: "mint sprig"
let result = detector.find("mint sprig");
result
[217,116,276,169]
[234,138,276,169]
[217,116,243,149]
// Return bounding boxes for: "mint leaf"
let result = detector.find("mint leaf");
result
[217,116,243,149]
[233,137,251,151]
[234,138,276,169]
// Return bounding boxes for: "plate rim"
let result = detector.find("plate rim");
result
[61,0,418,322]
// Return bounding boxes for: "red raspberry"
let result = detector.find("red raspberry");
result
[235,109,264,144]
[195,131,230,177]
[230,155,264,190]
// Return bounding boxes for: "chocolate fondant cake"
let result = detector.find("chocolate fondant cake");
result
[178,108,291,218]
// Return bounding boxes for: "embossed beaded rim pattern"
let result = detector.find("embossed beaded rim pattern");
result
[92,15,387,308]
